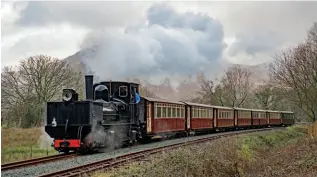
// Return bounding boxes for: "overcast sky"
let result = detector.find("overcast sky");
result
[1,1,317,83]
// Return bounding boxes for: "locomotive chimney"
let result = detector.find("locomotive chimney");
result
[85,75,93,100]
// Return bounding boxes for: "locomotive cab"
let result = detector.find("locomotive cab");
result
[93,81,139,104]
[92,81,139,124]
[91,81,141,146]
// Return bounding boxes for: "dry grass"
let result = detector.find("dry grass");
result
[95,126,316,177]
[1,127,58,164]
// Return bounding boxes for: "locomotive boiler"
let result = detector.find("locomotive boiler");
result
[44,75,145,153]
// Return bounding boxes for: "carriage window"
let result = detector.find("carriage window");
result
[119,86,128,97]
[156,107,161,118]
[172,107,176,117]
[196,108,199,118]
[181,108,185,117]
[167,107,172,117]
[162,107,167,117]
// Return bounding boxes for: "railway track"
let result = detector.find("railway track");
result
[1,153,77,171]
[38,128,276,177]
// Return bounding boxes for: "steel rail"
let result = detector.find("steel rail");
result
[39,128,276,177]
[1,153,77,171]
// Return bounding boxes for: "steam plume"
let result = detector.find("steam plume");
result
[77,3,227,84]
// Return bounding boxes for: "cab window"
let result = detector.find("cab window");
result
[119,86,128,97]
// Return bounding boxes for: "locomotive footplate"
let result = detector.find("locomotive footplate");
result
[60,141,70,148]
[54,139,81,148]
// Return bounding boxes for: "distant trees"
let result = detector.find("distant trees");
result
[1,55,83,127]
[270,22,317,122]
[196,66,252,107]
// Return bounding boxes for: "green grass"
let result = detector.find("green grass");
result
[1,127,58,164]
[94,126,316,177]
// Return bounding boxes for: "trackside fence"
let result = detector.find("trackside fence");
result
[307,121,317,138]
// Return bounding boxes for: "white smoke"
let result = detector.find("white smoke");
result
[84,118,128,152]
[38,126,54,149]
[77,3,228,85]
[39,103,54,149]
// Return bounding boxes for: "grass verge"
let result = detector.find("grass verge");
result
[1,127,58,164]
[94,126,316,177]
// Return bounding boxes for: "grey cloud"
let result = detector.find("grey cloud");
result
[222,2,317,42]
[228,30,283,56]
[17,1,150,28]
[77,3,226,81]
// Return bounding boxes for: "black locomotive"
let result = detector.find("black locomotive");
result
[45,75,146,153]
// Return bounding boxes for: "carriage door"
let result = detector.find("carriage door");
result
[234,110,238,127]
[186,106,191,130]
[213,109,217,128]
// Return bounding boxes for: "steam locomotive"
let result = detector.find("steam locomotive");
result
[45,75,145,153]
[44,75,295,154]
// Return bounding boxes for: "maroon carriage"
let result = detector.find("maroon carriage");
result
[251,109,268,127]
[268,110,282,126]
[234,108,252,128]
[142,97,186,135]
[183,102,214,132]
[213,106,235,129]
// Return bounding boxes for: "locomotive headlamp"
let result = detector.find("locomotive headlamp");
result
[62,89,78,102]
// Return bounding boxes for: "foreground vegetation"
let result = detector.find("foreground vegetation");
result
[1,127,58,164]
[95,126,316,177]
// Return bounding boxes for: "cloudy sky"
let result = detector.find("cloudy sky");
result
[1,1,317,83]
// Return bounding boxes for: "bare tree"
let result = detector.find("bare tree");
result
[139,85,157,98]
[195,66,252,107]
[270,22,317,121]
[219,65,252,107]
[1,55,83,127]
[253,83,285,110]
[195,72,219,105]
